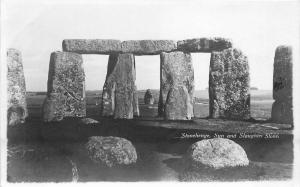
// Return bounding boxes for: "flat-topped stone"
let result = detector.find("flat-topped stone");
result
[177,37,232,52]
[63,39,176,55]
[62,39,122,54]
[121,40,176,55]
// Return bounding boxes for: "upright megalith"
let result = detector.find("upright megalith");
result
[144,89,155,104]
[159,51,194,120]
[271,46,293,124]
[209,48,250,120]
[101,53,139,119]
[43,51,86,122]
[7,48,28,126]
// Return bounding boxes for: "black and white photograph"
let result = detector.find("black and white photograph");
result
[0,0,299,185]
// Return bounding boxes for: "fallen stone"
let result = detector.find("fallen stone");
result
[272,46,293,124]
[86,136,137,167]
[177,37,232,52]
[209,48,250,120]
[62,39,122,54]
[80,118,99,125]
[7,48,28,126]
[144,89,155,104]
[42,51,86,122]
[101,53,139,119]
[185,138,249,169]
[165,86,193,120]
[159,51,194,119]
[121,40,176,55]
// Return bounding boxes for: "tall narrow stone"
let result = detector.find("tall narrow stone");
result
[43,51,86,122]
[271,46,293,124]
[7,48,28,126]
[159,51,194,120]
[209,48,250,120]
[101,53,139,119]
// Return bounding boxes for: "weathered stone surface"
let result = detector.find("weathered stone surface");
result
[121,40,176,55]
[62,39,122,54]
[185,138,249,169]
[272,46,293,124]
[165,86,193,120]
[101,54,139,119]
[144,89,155,104]
[209,48,250,120]
[43,52,86,122]
[158,51,194,120]
[7,48,28,126]
[86,136,137,167]
[177,38,232,52]
[271,100,293,124]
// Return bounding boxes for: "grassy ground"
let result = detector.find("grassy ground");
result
[7,89,292,182]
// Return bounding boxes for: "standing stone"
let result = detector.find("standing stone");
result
[101,53,139,119]
[144,89,155,104]
[7,49,28,126]
[271,46,293,124]
[159,51,194,120]
[209,48,250,120]
[43,51,86,122]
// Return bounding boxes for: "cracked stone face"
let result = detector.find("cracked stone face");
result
[209,48,250,120]
[7,48,28,126]
[101,53,139,119]
[159,51,194,120]
[43,51,86,122]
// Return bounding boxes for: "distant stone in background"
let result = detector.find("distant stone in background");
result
[177,37,232,53]
[159,51,194,120]
[7,48,28,126]
[209,48,250,120]
[80,118,99,125]
[102,53,139,119]
[43,52,86,122]
[86,136,137,167]
[144,89,155,104]
[272,46,293,124]
[185,138,249,169]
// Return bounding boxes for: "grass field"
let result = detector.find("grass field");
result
[26,90,273,120]
[7,89,290,182]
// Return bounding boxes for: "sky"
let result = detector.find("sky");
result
[2,0,299,91]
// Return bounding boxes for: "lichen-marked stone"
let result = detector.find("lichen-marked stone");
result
[159,51,194,120]
[209,48,250,120]
[101,53,139,119]
[272,45,293,124]
[177,37,232,52]
[62,39,122,54]
[164,86,193,120]
[86,136,137,167]
[7,48,28,126]
[121,40,177,55]
[185,138,249,169]
[43,51,86,122]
